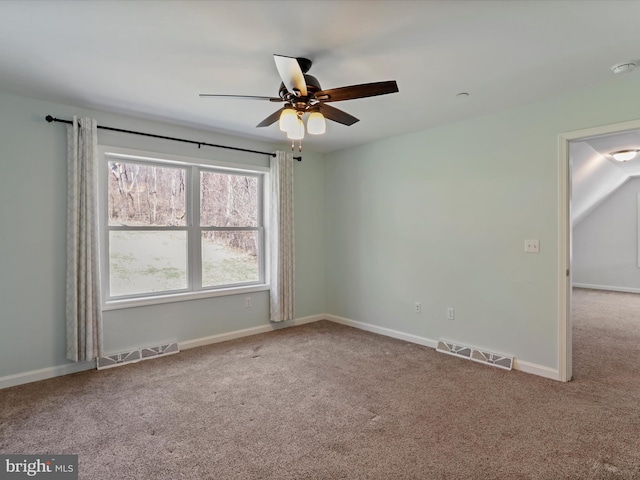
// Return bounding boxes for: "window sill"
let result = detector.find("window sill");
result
[102,284,270,311]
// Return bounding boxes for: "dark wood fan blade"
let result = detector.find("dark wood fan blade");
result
[256,107,285,128]
[274,54,307,96]
[318,104,359,126]
[315,81,398,102]
[200,94,283,102]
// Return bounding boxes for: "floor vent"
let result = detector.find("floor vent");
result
[97,350,141,370]
[141,342,180,359]
[436,340,513,371]
[97,342,179,370]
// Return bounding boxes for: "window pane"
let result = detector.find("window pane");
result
[108,161,186,226]
[200,171,258,227]
[201,231,259,287]
[109,231,187,296]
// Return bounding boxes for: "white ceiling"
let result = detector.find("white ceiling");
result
[1,0,640,153]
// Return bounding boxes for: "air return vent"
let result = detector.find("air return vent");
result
[97,342,179,370]
[436,340,513,371]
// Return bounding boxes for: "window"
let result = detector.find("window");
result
[99,147,268,307]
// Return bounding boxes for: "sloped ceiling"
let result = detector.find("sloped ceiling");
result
[0,0,640,153]
[572,130,640,225]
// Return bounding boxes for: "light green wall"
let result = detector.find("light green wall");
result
[324,73,640,370]
[3,70,640,382]
[0,91,325,378]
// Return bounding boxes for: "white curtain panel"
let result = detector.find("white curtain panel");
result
[66,116,103,362]
[269,151,295,322]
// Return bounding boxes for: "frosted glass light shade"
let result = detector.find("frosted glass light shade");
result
[307,112,326,135]
[287,118,305,140]
[279,108,297,132]
[611,150,639,162]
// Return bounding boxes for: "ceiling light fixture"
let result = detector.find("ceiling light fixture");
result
[278,107,297,133]
[611,149,639,162]
[307,111,326,135]
[279,108,326,151]
[286,113,305,140]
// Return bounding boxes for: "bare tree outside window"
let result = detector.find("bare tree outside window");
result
[105,159,262,298]
[200,171,259,287]
[108,162,186,226]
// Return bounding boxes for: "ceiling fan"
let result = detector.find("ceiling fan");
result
[200,54,399,147]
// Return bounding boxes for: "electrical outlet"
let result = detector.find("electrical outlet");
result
[524,239,540,253]
[447,307,455,320]
[245,297,252,308]
[414,302,422,313]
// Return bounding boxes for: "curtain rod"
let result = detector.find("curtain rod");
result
[45,115,302,161]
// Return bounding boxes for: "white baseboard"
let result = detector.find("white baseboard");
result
[0,361,95,390]
[573,283,640,294]
[177,314,325,350]
[325,314,438,348]
[512,359,559,380]
[0,314,325,390]
[1,313,560,388]
[325,314,559,381]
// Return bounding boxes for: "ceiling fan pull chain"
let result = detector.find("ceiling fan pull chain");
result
[298,139,302,152]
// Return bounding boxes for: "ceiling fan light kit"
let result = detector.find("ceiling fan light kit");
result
[307,111,326,135]
[200,54,399,151]
[279,107,297,133]
[287,117,305,140]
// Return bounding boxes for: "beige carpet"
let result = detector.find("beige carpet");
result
[2,288,640,479]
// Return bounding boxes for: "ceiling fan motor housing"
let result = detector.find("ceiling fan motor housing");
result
[296,57,312,74]
[279,75,322,111]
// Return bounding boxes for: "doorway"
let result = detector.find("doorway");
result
[558,118,640,381]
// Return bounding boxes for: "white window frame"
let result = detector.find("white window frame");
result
[98,145,270,310]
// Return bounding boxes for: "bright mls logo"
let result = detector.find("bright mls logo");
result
[0,455,77,479]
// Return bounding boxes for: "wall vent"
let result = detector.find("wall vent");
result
[97,342,179,370]
[436,340,513,371]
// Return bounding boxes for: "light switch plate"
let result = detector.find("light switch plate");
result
[525,239,540,253]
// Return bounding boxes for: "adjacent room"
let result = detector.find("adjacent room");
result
[570,129,640,390]
[1,1,640,478]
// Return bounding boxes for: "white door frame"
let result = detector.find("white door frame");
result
[558,118,640,382]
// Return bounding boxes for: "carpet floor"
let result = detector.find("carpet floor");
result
[1,288,640,479]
